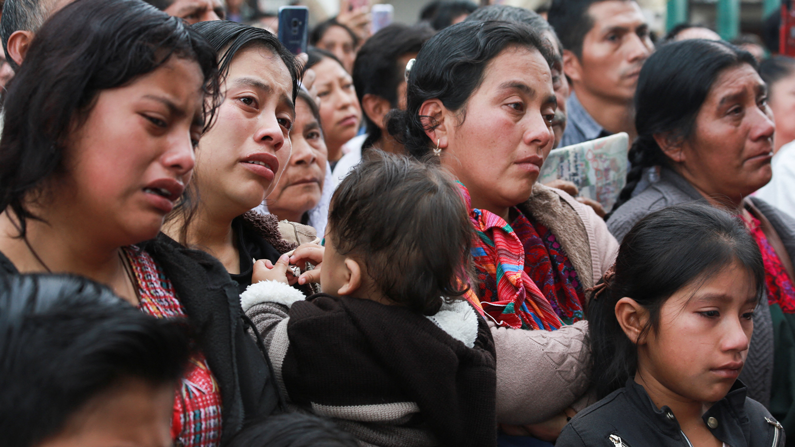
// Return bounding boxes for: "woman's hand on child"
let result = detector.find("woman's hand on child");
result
[253,254,291,285]
[289,243,325,285]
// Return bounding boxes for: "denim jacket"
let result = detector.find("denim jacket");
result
[557,379,785,447]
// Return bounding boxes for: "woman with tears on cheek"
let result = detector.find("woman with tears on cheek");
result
[0,0,273,445]
[163,21,323,297]
[558,204,783,447]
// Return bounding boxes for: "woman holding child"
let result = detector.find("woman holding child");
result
[388,20,619,442]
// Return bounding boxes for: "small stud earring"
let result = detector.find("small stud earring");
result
[433,139,441,157]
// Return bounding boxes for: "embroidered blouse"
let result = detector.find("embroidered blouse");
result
[742,213,795,313]
[458,184,585,330]
[125,245,223,447]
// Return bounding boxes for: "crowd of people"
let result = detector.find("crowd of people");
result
[0,0,793,446]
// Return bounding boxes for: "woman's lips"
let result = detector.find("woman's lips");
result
[241,152,280,182]
[514,154,544,174]
[290,177,320,186]
[142,178,184,214]
[338,115,358,128]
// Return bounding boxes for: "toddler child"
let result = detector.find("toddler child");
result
[557,204,784,447]
[240,152,497,447]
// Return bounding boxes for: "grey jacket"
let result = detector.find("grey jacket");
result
[606,168,795,408]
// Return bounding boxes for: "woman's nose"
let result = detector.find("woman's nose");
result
[291,138,316,165]
[162,134,196,177]
[253,114,285,151]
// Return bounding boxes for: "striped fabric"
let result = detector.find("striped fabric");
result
[458,184,584,330]
[126,246,223,447]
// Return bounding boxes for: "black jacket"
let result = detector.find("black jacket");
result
[0,235,282,445]
[139,234,280,443]
[557,380,785,447]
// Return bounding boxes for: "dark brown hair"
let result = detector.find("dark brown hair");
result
[328,151,475,315]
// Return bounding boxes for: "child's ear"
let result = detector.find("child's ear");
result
[336,258,362,296]
[615,297,650,345]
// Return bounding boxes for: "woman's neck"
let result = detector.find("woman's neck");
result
[0,209,137,304]
[165,206,240,274]
[676,169,744,213]
[327,141,344,163]
[266,206,303,225]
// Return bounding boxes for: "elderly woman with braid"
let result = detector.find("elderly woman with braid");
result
[388,20,618,444]
[607,39,795,431]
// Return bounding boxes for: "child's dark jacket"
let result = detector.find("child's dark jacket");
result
[241,281,497,447]
[557,379,785,447]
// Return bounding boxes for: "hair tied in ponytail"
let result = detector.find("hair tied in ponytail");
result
[587,264,616,300]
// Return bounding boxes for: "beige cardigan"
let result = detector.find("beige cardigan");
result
[491,183,618,425]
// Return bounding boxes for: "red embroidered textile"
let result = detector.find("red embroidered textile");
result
[125,246,223,447]
[458,183,584,330]
[742,214,795,313]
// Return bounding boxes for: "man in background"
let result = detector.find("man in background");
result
[548,0,653,146]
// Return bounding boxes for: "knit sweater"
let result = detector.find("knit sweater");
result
[488,183,618,426]
[241,281,498,447]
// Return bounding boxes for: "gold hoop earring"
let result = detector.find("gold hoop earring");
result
[433,139,441,157]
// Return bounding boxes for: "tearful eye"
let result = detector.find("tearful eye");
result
[279,118,293,131]
[545,114,555,125]
[240,96,256,107]
[146,116,167,128]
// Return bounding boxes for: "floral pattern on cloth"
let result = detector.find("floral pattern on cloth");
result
[742,213,795,313]
[125,245,223,447]
[458,183,585,330]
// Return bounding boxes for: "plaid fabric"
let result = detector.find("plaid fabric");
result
[742,214,795,313]
[125,246,223,447]
[459,184,584,330]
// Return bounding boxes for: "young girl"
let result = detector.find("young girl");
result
[557,204,784,447]
[240,152,498,447]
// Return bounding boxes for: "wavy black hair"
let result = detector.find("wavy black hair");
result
[609,39,756,215]
[0,274,190,447]
[589,203,764,399]
[386,20,554,159]
[0,0,221,239]
[328,151,475,315]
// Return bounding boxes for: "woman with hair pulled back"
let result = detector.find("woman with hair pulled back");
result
[388,20,619,442]
[558,203,783,447]
[0,1,278,444]
[606,40,795,423]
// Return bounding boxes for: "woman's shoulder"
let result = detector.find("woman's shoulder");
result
[607,169,706,242]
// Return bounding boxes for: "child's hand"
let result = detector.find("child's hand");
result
[253,254,291,285]
[289,243,325,285]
